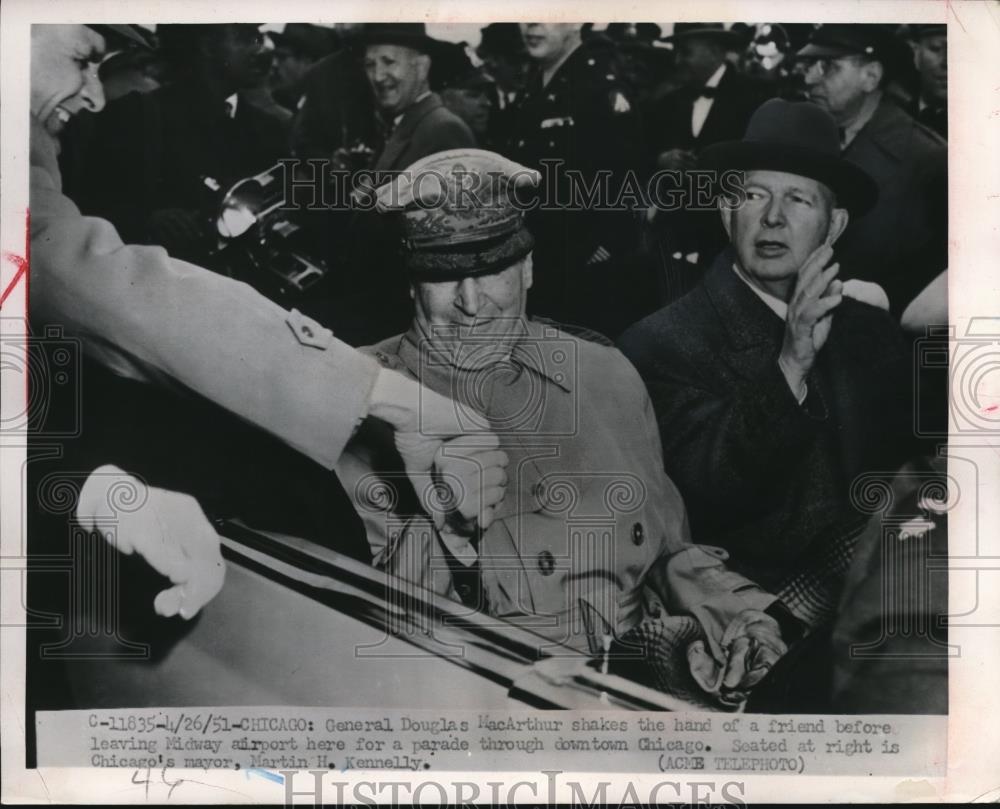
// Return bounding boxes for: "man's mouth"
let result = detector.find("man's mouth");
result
[754,239,789,257]
[523,35,544,48]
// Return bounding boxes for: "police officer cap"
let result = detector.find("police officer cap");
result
[796,23,896,62]
[374,150,540,281]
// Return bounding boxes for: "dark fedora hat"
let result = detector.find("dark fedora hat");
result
[269,23,337,60]
[663,23,744,47]
[359,22,444,56]
[701,98,879,215]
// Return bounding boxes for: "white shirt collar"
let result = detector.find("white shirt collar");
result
[393,91,432,127]
[732,262,788,319]
[704,62,727,89]
[224,93,239,119]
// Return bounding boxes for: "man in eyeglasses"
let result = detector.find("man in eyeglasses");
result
[793,23,947,319]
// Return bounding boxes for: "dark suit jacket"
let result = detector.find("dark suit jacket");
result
[64,83,286,264]
[373,93,475,173]
[618,251,913,588]
[290,48,380,160]
[647,64,772,158]
[839,98,947,316]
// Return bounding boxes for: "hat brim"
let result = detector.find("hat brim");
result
[361,32,443,56]
[795,42,857,59]
[701,139,879,216]
[405,227,534,281]
[664,28,744,46]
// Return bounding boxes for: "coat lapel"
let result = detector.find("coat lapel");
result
[702,251,787,380]
[374,93,444,172]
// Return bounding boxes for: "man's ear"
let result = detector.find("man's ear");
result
[522,253,534,290]
[826,207,850,245]
[861,59,884,92]
[416,53,432,82]
[719,198,734,240]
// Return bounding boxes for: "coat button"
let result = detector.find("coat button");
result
[457,583,472,600]
[537,550,555,576]
[631,522,644,545]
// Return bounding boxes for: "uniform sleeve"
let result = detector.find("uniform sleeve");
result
[29,166,379,470]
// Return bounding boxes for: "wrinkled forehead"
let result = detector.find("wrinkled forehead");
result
[34,24,106,58]
[743,168,831,199]
[365,42,422,62]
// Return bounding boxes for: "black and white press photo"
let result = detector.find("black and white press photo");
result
[2,1,997,804]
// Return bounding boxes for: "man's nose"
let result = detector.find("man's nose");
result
[81,66,106,113]
[802,61,823,85]
[761,196,787,227]
[455,277,481,314]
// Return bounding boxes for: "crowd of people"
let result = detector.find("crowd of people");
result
[26,21,949,716]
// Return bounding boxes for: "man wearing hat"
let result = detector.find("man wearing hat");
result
[336,148,805,706]
[361,23,475,173]
[648,24,771,171]
[620,99,914,627]
[905,24,948,139]
[645,24,773,282]
[267,23,336,113]
[794,23,947,317]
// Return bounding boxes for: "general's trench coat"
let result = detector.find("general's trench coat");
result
[336,318,778,655]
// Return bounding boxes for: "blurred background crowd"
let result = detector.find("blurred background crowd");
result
[56,21,948,348]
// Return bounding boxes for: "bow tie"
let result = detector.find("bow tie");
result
[695,86,719,100]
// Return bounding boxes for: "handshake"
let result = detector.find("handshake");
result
[367,367,509,539]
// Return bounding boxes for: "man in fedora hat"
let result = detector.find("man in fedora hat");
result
[361,23,475,173]
[645,24,774,285]
[267,23,337,113]
[336,148,805,706]
[648,24,771,172]
[794,23,947,317]
[620,99,914,628]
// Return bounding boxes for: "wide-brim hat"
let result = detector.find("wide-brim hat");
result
[374,149,540,280]
[359,23,444,57]
[663,23,744,47]
[269,23,336,59]
[701,98,878,216]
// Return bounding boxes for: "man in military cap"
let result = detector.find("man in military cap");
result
[336,148,802,706]
[505,23,646,338]
[905,23,948,139]
[794,23,947,317]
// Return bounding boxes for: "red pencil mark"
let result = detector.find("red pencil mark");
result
[985,405,999,413]
[0,211,30,308]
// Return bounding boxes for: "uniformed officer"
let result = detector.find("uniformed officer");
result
[506,24,647,337]
[336,148,800,706]
[795,23,947,316]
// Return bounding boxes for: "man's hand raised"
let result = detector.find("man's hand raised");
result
[778,243,843,399]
